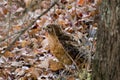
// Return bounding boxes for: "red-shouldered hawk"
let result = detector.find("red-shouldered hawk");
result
[44,24,88,69]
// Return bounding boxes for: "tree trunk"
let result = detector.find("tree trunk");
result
[92,0,120,80]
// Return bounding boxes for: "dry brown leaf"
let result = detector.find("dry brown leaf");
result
[21,40,30,47]
[41,38,49,50]
[25,67,41,79]
[78,0,85,6]
[85,10,99,18]
[93,23,98,27]
[38,57,50,69]
[58,19,66,27]
[37,17,47,27]
[67,76,75,80]
[67,5,72,9]
[33,49,39,55]
[40,1,50,9]
[49,59,64,71]
[56,9,63,15]
[28,29,39,38]
[0,69,9,79]
[61,0,68,4]
[12,25,21,31]
[95,0,102,6]
[24,0,33,8]
[18,77,28,80]
[4,51,14,58]
[65,27,74,33]
[16,7,24,12]
[2,7,8,15]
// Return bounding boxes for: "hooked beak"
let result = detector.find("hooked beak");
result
[43,26,48,31]
[43,26,47,30]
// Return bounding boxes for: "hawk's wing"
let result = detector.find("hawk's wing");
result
[57,31,88,65]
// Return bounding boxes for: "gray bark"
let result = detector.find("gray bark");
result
[92,0,120,80]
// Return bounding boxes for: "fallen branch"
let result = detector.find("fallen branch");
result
[0,30,24,43]
[2,0,58,54]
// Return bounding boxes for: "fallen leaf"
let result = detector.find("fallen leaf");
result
[25,67,41,79]
[2,7,8,15]
[4,51,14,58]
[38,56,52,69]
[78,0,85,6]
[41,38,49,50]
[65,27,74,33]
[49,59,64,71]
[21,40,30,47]
[24,0,32,8]
[67,76,75,80]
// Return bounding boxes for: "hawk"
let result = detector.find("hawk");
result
[44,24,88,69]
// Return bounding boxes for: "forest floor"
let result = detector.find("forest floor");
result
[0,0,100,80]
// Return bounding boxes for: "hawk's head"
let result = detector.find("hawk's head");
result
[44,24,63,36]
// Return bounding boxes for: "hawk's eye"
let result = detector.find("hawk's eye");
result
[47,26,51,28]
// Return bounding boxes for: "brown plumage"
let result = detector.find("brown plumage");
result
[44,24,88,68]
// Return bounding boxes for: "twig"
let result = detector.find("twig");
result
[65,50,80,72]
[2,0,58,54]
[0,30,23,43]
[16,0,44,21]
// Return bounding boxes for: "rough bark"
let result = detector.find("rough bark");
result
[92,0,120,80]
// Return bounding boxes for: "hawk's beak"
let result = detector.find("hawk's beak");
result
[43,26,48,31]
[43,25,53,34]
[43,26,48,36]
[43,26,47,30]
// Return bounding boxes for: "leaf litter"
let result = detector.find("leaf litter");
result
[0,0,101,79]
